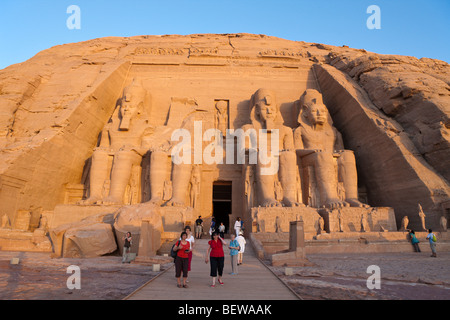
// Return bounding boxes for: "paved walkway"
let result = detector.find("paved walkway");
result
[126,238,299,300]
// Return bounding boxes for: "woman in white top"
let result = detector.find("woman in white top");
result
[234,217,242,236]
[182,226,195,273]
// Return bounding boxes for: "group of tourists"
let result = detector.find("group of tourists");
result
[408,228,438,257]
[172,216,247,288]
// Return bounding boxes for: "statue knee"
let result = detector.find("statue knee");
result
[151,150,169,162]
[339,150,356,165]
[279,150,296,163]
[116,150,141,164]
[92,149,109,160]
[314,151,334,164]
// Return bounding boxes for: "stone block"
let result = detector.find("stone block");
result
[49,212,114,257]
[114,202,164,256]
[138,219,162,258]
[152,264,161,272]
[63,223,117,258]
[271,220,313,266]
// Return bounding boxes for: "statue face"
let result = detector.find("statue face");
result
[304,100,328,125]
[255,95,277,125]
[121,93,138,117]
[119,91,142,131]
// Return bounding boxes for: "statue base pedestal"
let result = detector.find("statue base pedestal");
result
[0,228,52,252]
[251,206,321,234]
[318,207,397,233]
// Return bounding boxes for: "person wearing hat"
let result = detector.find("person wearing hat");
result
[236,231,246,265]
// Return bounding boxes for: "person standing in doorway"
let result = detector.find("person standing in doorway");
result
[122,232,132,264]
[218,222,226,238]
[205,232,227,287]
[195,216,203,239]
[229,234,240,275]
[174,231,191,288]
[236,231,247,265]
[426,229,437,257]
[209,217,216,238]
[234,217,242,236]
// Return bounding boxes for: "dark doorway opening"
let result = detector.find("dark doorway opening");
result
[213,182,232,234]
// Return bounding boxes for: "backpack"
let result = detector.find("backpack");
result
[432,234,437,242]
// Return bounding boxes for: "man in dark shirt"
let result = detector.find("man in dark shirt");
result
[195,216,203,239]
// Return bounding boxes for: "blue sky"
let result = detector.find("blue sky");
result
[0,0,449,69]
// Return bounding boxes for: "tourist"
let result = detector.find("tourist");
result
[408,230,421,252]
[195,216,203,239]
[183,226,195,274]
[234,217,242,236]
[205,231,227,287]
[209,217,216,238]
[229,234,240,275]
[236,231,246,265]
[174,231,191,288]
[426,229,437,257]
[122,232,132,264]
[218,222,226,238]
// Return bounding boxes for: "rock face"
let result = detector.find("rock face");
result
[329,51,450,182]
[0,33,448,251]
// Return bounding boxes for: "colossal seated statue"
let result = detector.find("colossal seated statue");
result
[242,88,302,208]
[78,79,150,206]
[294,89,368,210]
[142,99,208,208]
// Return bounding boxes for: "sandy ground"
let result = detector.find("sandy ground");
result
[0,251,171,300]
[268,251,450,300]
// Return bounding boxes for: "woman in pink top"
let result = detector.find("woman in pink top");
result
[205,232,227,287]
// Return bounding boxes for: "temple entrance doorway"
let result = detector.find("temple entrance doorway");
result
[212,181,232,235]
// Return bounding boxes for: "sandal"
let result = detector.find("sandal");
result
[218,280,224,285]
[210,284,216,288]
[183,284,189,288]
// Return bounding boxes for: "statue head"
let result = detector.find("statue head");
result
[250,88,280,129]
[119,79,147,131]
[298,89,332,127]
